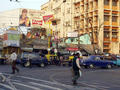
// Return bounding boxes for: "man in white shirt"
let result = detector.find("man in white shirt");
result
[10,50,19,74]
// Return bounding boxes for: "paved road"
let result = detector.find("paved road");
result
[0,65,120,90]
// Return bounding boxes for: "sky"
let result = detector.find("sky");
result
[0,0,49,12]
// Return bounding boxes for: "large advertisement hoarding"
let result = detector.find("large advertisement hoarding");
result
[3,30,20,47]
[19,9,43,27]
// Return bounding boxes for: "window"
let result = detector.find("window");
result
[104,0,109,5]
[112,16,117,22]
[112,0,117,6]
[104,16,109,21]
[104,45,109,48]
[112,29,117,32]
[112,32,117,38]
[104,12,109,15]
[104,32,110,38]
[104,28,109,31]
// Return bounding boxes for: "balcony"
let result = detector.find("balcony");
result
[104,38,110,42]
[80,1,84,5]
[112,6,118,11]
[104,10,111,15]
[93,22,98,26]
[74,0,80,4]
[94,10,98,16]
[112,38,118,42]
[112,11,119,16]
[112,22,118,26]
[103,47,110,50]
[104,5,110,9]
[104,21,110,26]
[74,12,80,17]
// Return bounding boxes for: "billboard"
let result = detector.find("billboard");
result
[19,9,43,27]
[3,30,20,47]
[67,32,78,37]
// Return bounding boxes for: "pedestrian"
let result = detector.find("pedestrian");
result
[25,53,32,68]
[72,53,81,85]
[10,50,19,74]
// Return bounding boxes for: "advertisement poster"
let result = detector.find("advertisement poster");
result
[19,9,43,27]
[3,30,20,47]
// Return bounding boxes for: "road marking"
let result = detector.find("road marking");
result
[17,75,73,88]
[13,82,43,90]
[80,81,109,89]
[30,82,63,90]
[0,83,13,90]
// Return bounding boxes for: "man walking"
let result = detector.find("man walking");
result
[10,50,19,74]
[72,53,81,85]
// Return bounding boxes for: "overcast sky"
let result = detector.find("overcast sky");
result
[0,0,49,12]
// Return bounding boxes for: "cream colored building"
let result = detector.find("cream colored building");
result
[41,0,73,38]
[41,0,120,54]
[73,0,120,54]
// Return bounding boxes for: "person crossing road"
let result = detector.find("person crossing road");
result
[10,50,19,74]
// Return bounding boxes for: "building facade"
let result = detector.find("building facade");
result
[40,0,120,54]
[41,0,73,38]
[73,0,120,54]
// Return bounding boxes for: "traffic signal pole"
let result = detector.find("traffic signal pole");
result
[48,21,51,55]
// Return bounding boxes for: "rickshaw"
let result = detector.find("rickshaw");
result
[45,54,60,65]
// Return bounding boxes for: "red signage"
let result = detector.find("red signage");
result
[3,34,8,40]
[43,15,53,22]
[66,48,78,51]
[32,19,43,26]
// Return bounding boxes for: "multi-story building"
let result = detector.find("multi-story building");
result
[41,0,73,38]
[73,0,120,54]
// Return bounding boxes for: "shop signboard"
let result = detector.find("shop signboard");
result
[67,32,78,37]
[3,30,20,47]
[19,9,43,27]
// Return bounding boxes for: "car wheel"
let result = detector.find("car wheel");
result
[89,64,94,69]
[107,64,112,69]
[84,66,88,69]
[40,63,45,67]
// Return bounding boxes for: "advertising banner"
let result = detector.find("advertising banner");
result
[19,9,43,27]
[3,30,20,47]
[43,15,54,23]
[3,40,20,47]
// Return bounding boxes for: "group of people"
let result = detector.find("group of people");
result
[1,50,82,85]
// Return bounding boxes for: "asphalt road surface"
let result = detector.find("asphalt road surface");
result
[0,65,120,90]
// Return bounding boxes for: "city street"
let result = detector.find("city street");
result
[0,65,120,90]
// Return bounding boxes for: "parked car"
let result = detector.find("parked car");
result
[112,56,120,66]
[21,52,48,67]
[80,55,114,69]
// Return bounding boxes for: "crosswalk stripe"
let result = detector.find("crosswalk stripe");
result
[17,75,73,88]
[0,83,13,90]
[13,82,43,90]
[30,82,63,90]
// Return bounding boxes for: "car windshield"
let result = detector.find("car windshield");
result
[22,53,40,59]
[94,57,101,60]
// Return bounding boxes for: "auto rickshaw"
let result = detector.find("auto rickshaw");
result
[45,54,60,65]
